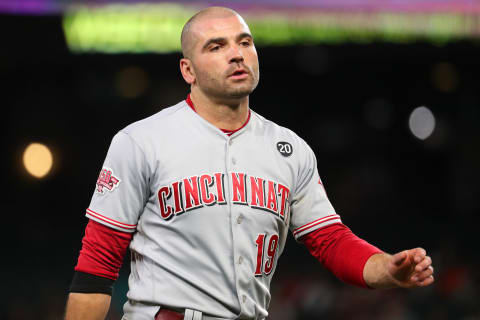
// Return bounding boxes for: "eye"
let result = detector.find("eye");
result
[240,41,250,47]
[210,45,221,52]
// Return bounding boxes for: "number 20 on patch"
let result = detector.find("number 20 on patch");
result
[254,233,279,276]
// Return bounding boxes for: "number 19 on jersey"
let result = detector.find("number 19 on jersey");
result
[254,234,279,276]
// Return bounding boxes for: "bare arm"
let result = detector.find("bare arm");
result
[65,293,111,320]
[363,248,434,289]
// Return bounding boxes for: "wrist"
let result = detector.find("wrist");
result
[363,253,397,289]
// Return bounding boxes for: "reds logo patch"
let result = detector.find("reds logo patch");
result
[96,167,121,194]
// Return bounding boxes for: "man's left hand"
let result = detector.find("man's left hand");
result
[387,248,434,288]
[364,248,434,289]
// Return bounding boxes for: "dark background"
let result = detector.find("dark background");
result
[2,14,479,320]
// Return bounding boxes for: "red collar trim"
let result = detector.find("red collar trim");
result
[186,93,196,111]
[186,93,251,136]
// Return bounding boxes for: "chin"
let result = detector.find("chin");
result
[227,83,257,99]
[227,89,252,99]
[203,81,257,101]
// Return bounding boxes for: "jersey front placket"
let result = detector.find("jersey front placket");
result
[223,116,294,320]
[224,134,249,318]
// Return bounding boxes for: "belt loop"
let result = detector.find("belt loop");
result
[184,309,202,320]
[184,309,194,320]
[193,310,202,320]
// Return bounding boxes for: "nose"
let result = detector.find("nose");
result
[228,44,244,64]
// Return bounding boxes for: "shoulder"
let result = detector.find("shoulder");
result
[105,100,190,157]
[250,109,313,155]
[121,100,188,137]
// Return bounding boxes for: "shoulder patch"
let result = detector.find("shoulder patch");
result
[96,167,121,194]
[276,141,293,157]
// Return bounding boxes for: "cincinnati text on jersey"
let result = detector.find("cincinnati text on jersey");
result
[157,172,290,224]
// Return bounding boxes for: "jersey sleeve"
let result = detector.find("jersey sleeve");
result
[86,131,149,233]
[289,142,341,240]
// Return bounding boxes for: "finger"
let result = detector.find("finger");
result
[413,248,427,263]
[417,275,434,287]
[411,266,434,282]
[392,251,408,266]
[415,256,432,272]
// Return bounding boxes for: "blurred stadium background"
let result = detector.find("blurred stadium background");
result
[2,0,480,319]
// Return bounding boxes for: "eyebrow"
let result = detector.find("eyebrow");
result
[236,32,253,42]
[202,32,253,51]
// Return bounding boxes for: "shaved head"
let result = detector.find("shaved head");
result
[181,7,244,59]
[179,6,259,102]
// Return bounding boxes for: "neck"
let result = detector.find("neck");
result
[190,88,249,131]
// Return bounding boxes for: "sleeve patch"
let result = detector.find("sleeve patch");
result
[96,167,121,194]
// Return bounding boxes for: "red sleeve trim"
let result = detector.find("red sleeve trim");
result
[86,208,136,231]
[75,219,133,280]
[301,223,383,288]
[293,214,341,237]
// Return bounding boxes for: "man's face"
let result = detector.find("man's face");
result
[188,14,260,100]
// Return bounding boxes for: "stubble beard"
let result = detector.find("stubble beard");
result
[224,81,257,99]
[197,69,259,101]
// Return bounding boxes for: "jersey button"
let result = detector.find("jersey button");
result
[238,256,243,264]
[242,295,247,303]
[229,140,233,146]
[237,215,243,224]
[232,158,237,165]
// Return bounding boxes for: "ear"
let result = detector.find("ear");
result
[180,58,196,85]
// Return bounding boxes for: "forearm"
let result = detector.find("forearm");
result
[363,253,397,289]
[65,292,111,320]
[66,220,131,319]
[302,224,383,288]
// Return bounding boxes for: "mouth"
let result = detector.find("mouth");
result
[229,69,249,80]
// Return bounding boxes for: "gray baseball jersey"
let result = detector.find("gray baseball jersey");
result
[86,99,341,320]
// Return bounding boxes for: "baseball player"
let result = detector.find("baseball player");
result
[65,6,434,320]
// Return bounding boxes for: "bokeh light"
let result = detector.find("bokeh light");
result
[62,3,480,54]
[23,143,53,178]
[409,106,436,140]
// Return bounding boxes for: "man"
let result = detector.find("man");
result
[65,6,434,320]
